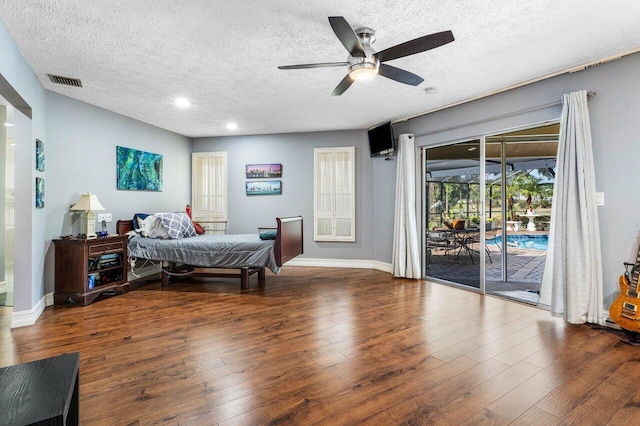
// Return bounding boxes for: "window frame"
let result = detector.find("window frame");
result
[313,146,355,242]
[191,152,227,233]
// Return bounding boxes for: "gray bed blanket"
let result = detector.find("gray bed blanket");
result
[127,234,280,274]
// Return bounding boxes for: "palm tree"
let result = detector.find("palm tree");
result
[506,172,541,219]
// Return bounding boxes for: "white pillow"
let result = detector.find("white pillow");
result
[137,215,170,239]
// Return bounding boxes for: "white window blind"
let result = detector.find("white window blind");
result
[192,152,227,233]
[314,146,355,241]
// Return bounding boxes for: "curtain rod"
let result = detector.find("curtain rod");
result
[411,91,596,139]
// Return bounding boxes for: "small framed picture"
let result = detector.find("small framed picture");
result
[36,139,45,171]
[245,180,282,196]
[245,163,282,179]
[35,177,45,208]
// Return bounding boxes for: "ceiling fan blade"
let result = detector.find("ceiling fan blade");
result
[376,30,454,62]
[328,16,365,58]
[378,64,424,86]
[278,62,348,70]
[332,74,354,96]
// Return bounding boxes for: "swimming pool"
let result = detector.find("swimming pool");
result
[493,234,548,251]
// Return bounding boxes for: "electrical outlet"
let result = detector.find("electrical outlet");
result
[97,213,112,223]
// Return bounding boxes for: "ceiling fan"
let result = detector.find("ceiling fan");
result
[278,16,454,96]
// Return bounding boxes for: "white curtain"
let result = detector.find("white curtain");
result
[539,90,603,324]
[392,134,421,279]
[192,152,227,230]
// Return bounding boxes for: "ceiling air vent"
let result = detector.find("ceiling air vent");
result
[47,74,83,87]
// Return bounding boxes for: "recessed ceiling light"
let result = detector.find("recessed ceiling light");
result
[175,97,191,108]
[226,122,238,131]
[5,123,14,127]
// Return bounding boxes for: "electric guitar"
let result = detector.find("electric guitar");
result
[610,260,640,332]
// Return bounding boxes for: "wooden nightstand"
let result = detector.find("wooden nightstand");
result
[54,234,129,306]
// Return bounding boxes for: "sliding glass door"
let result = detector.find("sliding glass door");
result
[424,139,481,290]
[484,127,558,303]
[424,124,558,304]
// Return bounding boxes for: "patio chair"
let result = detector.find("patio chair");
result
[462,228,494,265]
[427,231,453,259]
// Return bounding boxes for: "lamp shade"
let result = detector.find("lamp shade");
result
[70,193,105,211]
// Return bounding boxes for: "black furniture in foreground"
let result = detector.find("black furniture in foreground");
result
[0,352,80,425]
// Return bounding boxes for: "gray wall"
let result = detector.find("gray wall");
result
[0,106,6,283]
[2,13,193,314]
[193,130,377,260]
[43,91,192,294]
[379,52,640,309]
[372,155,397,263]
[0,19,46,312]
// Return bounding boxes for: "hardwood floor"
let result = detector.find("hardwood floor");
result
[1,266,638,425]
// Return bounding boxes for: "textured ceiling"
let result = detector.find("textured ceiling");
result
[1,1,640,138]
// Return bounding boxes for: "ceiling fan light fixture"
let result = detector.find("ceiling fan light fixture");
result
[349,63,378,81]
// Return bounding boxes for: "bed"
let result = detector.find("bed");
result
[116,216,303,289]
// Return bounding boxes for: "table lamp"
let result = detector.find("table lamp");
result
[70,193,105,238]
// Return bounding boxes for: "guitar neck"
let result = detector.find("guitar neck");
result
[631,249,640,291]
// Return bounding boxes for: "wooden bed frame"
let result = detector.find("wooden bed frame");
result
[116,216,303,289]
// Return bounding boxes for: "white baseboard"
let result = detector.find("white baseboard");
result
[11,295,47,328]
[372,261,393,273]
[285,257,392,273]
[45,292,54,307]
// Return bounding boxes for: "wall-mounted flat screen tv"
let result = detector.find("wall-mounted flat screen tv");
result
[368,121,394,157]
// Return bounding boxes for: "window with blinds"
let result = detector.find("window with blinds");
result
[192,152,227,234]
[314,146,355,241]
